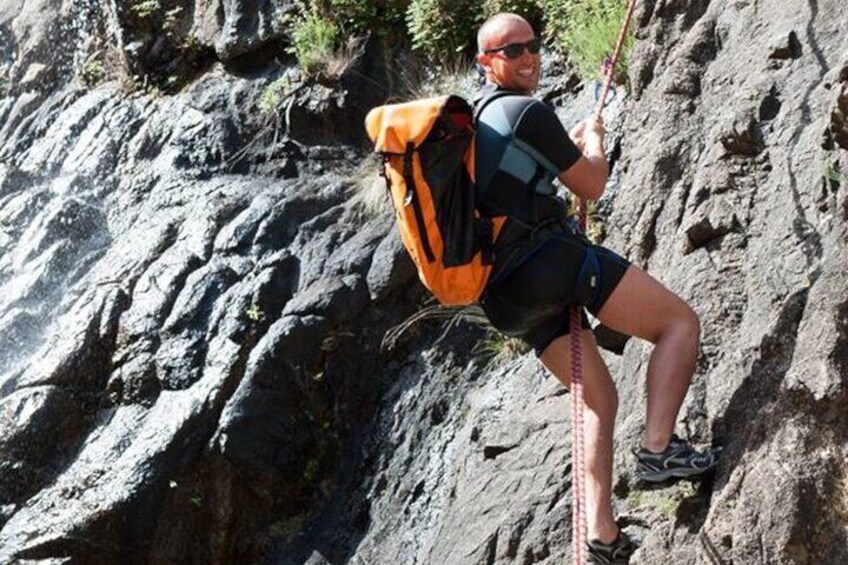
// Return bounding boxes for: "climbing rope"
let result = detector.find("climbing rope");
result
[570,1,639,563]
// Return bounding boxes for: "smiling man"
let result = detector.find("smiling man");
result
[473,12,722,565]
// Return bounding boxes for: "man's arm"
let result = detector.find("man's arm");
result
[559,116,608,201]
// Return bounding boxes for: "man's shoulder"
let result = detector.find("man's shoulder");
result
[475,87,552,128]
[473,84,532,106]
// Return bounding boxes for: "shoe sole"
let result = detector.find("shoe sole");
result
[636,462,718,483]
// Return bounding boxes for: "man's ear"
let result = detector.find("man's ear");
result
[477,52,492,73]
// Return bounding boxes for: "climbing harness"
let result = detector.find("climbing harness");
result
[570,1,639,563]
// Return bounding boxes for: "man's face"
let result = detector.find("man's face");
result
[477,19,541,94]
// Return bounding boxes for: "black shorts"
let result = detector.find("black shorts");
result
[480,226,631,356]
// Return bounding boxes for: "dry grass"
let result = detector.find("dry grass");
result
[318,36,367,82]
[382,303,489,351]
[381,302,530,365]
[396,55,480,102]
[350,155,392,218]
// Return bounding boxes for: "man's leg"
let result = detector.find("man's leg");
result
[539,329,619,544]
[595,265,700,452]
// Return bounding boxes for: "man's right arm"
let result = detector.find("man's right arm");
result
[559,117,608,201]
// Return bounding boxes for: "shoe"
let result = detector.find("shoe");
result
[633,434,722,483]
[587,528,637,564]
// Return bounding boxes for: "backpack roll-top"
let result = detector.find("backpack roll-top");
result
[366,95,505,305]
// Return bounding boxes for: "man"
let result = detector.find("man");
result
[474,13,722,563]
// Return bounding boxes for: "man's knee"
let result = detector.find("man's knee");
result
[651,302,700,345]
[670,303,700,345]
[682,305,701,341]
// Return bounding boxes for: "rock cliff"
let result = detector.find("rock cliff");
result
[0,1,846,564]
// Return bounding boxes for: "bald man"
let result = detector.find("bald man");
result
[473,13,721,564]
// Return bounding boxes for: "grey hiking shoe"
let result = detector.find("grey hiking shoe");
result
[587,529,637,564]
[633,434,722,483]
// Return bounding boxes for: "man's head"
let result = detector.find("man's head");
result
[476,13,541,95]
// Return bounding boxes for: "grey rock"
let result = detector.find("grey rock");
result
[1,0,847,563]
[768,30,802,60]
[719,113,765,156]
[212,0,295,62]
[366,229,417,303]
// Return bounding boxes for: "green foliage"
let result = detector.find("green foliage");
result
[478,332,530,364]
[537,0,572,45]
[81,57,105,86]
[287,3,340,75]
[552,0,633,83]
[406,0,481,60]
[627,481,696,520]
[246,302,266,321]
[823,162,847,184]
[321,0,409,36]
[163,6,183,33]
[481,0,544,30]
[568,198,605,243]
[131,0,160,19]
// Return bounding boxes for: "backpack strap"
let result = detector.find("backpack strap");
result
[473,89,517,121]
[472,89,517,264]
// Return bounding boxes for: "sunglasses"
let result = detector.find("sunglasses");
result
[484,38,542,59]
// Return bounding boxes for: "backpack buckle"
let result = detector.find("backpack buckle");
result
[403,142,415,206]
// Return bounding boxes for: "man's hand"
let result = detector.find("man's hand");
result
[569,116,606,152]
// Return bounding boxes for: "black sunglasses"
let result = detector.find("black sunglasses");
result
[484,38,542,59]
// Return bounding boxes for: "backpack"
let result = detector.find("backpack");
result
[365,94,507,305]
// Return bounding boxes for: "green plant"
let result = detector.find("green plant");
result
[131,0,160,19]
[549,0,633,84]
[80,53,105,87]
[538,0,571,45]
[287,3,340,75]
[246,303,265,322]
[478,331,531,364]
[568,197,606,243]
[163,6,183,34]
[823,162,847,184]
[259,75,293,116]
[321,0,409,36]
[406,0,481,61]
[481,0,544,30]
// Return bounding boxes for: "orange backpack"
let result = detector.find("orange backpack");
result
[365,95,506,305]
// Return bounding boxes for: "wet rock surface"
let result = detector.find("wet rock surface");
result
[0,0,847,564]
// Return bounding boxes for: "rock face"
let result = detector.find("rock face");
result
[0,0,847,564]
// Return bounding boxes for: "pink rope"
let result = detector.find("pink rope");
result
[570,305,588,563]
[570,1,639,563]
